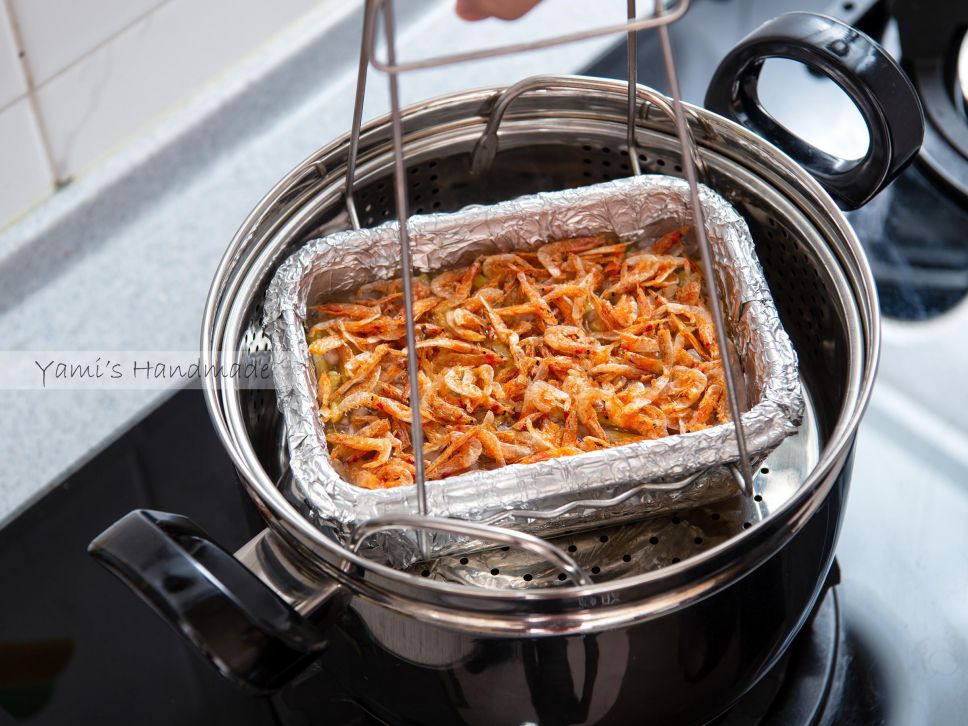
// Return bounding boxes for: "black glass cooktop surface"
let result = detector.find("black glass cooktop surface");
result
[847,159,968,320]
[0,388,895,726]
[0,389,387,726]
[0,390,274,725]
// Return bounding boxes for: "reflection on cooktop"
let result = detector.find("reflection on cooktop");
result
[848,162,968,320]
[0,389,277,725]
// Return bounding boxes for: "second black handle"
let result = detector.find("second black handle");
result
[705,11,923,210]
[89,510,329,693]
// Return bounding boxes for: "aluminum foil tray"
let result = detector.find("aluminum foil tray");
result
[263,175,803,566]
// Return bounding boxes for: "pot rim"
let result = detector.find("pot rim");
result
[200,77,879,627]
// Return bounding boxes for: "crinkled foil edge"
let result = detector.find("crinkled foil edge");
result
[263,175,803,566]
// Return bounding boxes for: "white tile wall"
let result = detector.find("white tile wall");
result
[0,0,332,230]
[34,0,324,181]
[0,0,26,109]
[0,98,55,224]
[10,0,165,86]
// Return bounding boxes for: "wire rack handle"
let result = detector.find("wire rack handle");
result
[344,0,690,230]
[363,0,689,74]
[468,74,709,181]
[343,0,755,567]
[350,514,594,586]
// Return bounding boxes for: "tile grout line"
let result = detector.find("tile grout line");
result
[4,0,176,185]
[17,0,174,91]
[3,0,61,185]
[0,0,366,244]
[0,91,22,115]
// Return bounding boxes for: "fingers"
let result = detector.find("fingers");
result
[455,0,543,21]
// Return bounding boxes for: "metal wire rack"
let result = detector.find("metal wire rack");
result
[342,0,754,574]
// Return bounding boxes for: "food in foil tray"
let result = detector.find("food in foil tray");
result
[306,228,730,490]
[265,175,802,564]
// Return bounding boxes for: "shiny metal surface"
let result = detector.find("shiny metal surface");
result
[378,0,431,558]
[342,0,373,233]
[655,2,755,495]
[350,514,594,586]
[352,0,699,536]
[469,75,708,181]
[284,476,848,724]
[419,379,818,590]
[351,0,711,545]
[362,0,688,74]
[626,0,643,176]
[200,78,877,635]
[961,31,968,113]
[264,174,801,564]
[236,529,343,616]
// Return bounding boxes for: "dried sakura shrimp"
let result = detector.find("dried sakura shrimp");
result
[306,228,729,490]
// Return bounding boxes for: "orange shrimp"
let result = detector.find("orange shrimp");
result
[445,308,487,342]
[516,272,557,326]
[325,432,393,468]
[658,366,708,413]
[574,387,608,439]
[482,253,540,278]
[335,391,413,422]
[651,227,686,255]
[537,235,607,277]
[311,302,382,319]
[308,335,345,356]
[521,380,570,417]
[308,229,729,489]
[685,382,723,431]
[544,325,598,355]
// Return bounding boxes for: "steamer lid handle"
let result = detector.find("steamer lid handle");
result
[88,509,332,693]
[704,11,923,210]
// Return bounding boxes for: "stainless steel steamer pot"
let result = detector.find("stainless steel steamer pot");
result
[90,14,922,725]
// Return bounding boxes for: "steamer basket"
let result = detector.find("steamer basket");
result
[208,77,871,594]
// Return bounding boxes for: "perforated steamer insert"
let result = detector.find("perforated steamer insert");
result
[212,3,875,593]
[256,143,824,587]
[236,131,822,587]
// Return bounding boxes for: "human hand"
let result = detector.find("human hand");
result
[455,0,543,21]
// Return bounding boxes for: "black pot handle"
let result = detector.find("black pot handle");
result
[704,11,924,210]
[88,510,329,693]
